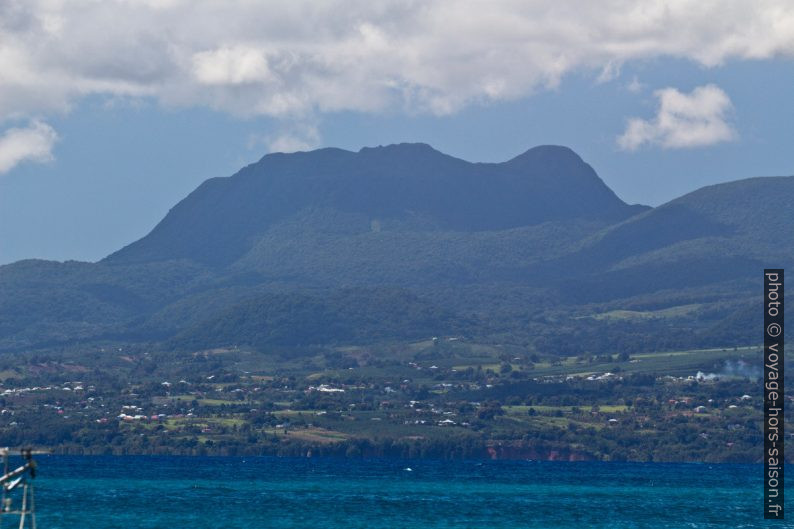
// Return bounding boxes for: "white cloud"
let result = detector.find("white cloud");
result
[0,120,58,174]
[266,134,315,154]
[618,84,736,150]
[192,46,273,86]
[0,1,792,133]
[263,124,321,153]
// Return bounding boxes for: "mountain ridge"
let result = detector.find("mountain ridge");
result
[105,143,646,267]
[1,143,791,353]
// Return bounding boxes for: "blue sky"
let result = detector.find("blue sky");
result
[1,2,793,264]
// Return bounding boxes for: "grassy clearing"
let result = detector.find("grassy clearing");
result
[210,417,246,427]
[590,304,703,321]
[503,404,628,415]
[0,369,19,381]
[452,345,763,379]
[263,426,349,444]
[172,395,240,406]
[272,409,322,418]
[452,362,501,371]
[526,345,763,378]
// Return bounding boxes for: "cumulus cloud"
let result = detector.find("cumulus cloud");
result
[0,120,58,174]
[2,1,794,119]
[617,84,737,150]
[192,46,273,86]
[0,1,792,157]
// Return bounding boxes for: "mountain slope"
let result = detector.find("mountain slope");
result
[545,175,794,302]
[1,144,790,354]
[172,287,465,351]
[106,144,646,267]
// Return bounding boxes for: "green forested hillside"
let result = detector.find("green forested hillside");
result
[172,288,465,350]
[0,144,790,354]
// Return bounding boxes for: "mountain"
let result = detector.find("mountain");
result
[544,175,794,303]
[0,143,791,353]
[106,144,646,267]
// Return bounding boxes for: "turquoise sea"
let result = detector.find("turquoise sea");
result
[18,456,790,528]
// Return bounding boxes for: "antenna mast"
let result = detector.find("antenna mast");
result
[0,448,39,529]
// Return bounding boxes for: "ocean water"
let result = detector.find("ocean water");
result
[14,456,789,528]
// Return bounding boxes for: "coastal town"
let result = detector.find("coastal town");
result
[0,340,772,462]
